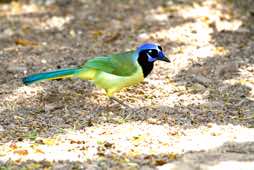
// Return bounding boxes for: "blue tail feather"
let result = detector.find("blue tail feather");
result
[22,68,77,85]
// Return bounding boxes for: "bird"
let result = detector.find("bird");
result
[22,43,170,107]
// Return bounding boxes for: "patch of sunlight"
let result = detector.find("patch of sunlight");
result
[147,5,175,23]
[179,1,242,32]
[147,78,176,92]
[42,16,74,31]
[158,161,254,170]
[141,21,213,45]
[1,122,254,163]
[0,2,46,16]
[148,13,169,22]
[207,161,254,170]
[2,85,44,102]
[222,65,254,100]
[157,163,177,170]
[138,0,236,78]
[138,21,216,76]
[215,20,242,32]
[144,77,208,107]
[180,3,223,21]
[162,93,208,107]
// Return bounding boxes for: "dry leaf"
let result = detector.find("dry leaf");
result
[103,32,120,43]
[43,139,56,145]
[155,159,167,166]
[11,1,22,14]
[168,153,177,160]
[91,30,103,38]
[15,38,38,47]
[9,143,18,150]
[35,148,45,154]
[14,149,28,156]
[131,135,145,145]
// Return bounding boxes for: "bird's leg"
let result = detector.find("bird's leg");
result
[109,97,144,119]
[109,96,133,109]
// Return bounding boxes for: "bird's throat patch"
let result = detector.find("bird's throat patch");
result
[138,51,154,78]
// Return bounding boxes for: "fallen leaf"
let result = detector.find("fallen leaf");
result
[11,1,22,14]
[103,32,120,43]
[168,153,177,160]
[9,143,18,150]
[155,159,167,166]
[91,30,103,38]
[15,38,38,47]
[43,139,56,145]
[14,149,28,156]
[35,148,45,154]
[131,135,145,145]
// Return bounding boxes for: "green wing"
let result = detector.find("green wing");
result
[82,50,137,76]
[83,56,115,73]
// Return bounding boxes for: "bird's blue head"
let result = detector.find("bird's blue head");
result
[137,43,170,63]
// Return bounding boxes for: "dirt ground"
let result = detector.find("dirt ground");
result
[0,0,254,169]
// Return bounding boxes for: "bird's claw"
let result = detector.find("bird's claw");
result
[109,96,144,119]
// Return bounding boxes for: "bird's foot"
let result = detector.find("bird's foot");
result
[109,96,133,109]
[109,97,143,119]
[124,107,146,119]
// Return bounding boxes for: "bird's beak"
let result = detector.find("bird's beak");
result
[158,51,170,63]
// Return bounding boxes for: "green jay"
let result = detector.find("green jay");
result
[22,43,170,106]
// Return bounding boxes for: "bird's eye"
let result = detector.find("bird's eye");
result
[148,49,158,58]
[158,46,162,51]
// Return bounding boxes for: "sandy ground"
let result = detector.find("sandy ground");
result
[0,0,254,169]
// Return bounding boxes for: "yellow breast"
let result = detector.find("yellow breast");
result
[94,65,144,96]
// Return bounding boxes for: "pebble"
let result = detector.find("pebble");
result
[44,103,58,112]
[7,65,27,73]
[0,28,14,39]
[32,0,71,6]
[191,75,211,87]
[216,63,239,78]
[0,125,4,132]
